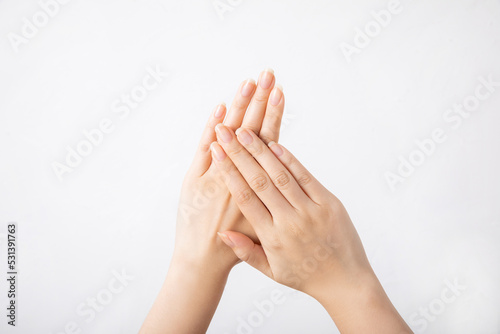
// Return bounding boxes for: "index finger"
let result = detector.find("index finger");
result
[210,142,272,231]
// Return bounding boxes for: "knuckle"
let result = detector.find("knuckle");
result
[296,172,312,187]
[264,113,281,128]
[239,251,252,263]
[205,119,220,133]
[268,233,283,249]
[235,188,253,206]
[250,141,265,156]
[229,144,245,157]
[232,98,247,111]
[273,171,291,189]
[285,155,296,167]
[198,143,211,154]
[224,162,237,175]
[249,173,269,192]
[252,93,269,105]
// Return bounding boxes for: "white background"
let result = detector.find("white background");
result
[1,0,499,333]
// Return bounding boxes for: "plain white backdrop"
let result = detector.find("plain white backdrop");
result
[1,0,499,333]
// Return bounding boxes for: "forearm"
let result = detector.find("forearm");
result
[315,271,412,334]
[140,255,231,334]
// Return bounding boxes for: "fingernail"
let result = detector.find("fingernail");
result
[269,85,283,106]
[268,141,283,156]
[236,128,253,145]
[259,68,274,90]
[217,232,235,247]
[210,142,226,161]
[215,124,233,143]
[214,103,226,118]
[241,79,256,97]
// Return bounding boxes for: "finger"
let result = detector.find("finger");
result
[217,231,273,278]
[268,142,328,204]
[241,69,275,134]
[215,124,292,214]
[224,79,256,130]
[235,128,310,208]
[210,141,272,228]
[191,103,226,176]
[259,85,284,144]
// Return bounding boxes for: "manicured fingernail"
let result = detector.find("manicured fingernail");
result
[214,103,225,118]
[268,141,283,156]
[259,68,274,89]
[210,142,226,161]
[269,85,283,106]
[241,79,256,97]
[217,232,235,247]
[236,128,253,145]
[215,124,233,143]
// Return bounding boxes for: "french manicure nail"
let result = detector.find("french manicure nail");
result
[237,128,253,145]
[210,142,226,161]
[269,85,283,106]
[259,69,274,90]
[268,141,283,156]
[215,124,233,143]
[241,79,256,97]
[217,232,235,247]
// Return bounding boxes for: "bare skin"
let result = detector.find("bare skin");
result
[140,69,284,334]
[212,126,413,333]
[140,69,412,333]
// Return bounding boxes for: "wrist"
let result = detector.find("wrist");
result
[313,269,411,333]
[170,246,234,280]
[310,265,380,305]
[149,248,232,334]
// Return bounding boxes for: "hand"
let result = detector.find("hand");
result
[173,69,285,272]
[211,125,369,294]
[141,70,286,334]
[211,126,412,333]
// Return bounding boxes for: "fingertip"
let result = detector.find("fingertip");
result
[210,141,227,161]
[269,86,283,106]
[258,69,275,90]
[214,103,226,119]
[268,141,284,157]
[264,68,274,74]
[241,79,256,97]
[222,231,253,248]
[217,232,235,247]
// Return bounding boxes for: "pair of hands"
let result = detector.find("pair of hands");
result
[141,70,411,334]
[177,69,369,298]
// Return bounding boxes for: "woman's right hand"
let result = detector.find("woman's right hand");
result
[211,125,412,333]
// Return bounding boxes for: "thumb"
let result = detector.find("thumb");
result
[218,231,272,278]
